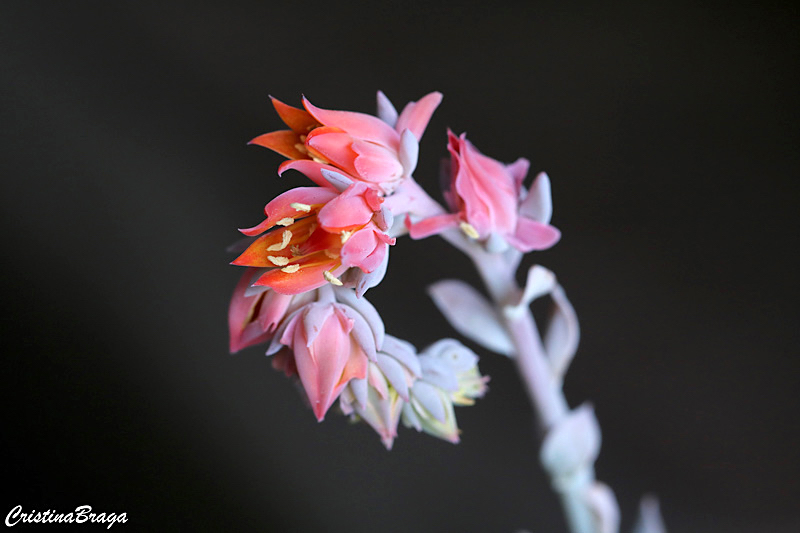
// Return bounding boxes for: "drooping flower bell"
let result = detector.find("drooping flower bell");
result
[401,339,488,443]
[407,131,561,253]
[340,335,421,449]
[267,285,385,421]
[249,91,443,194]
[232,181,395,295]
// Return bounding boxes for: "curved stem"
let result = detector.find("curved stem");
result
[392,179,609,533]
[469,251,595,533]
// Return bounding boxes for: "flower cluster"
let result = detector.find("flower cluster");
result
[226,90,653,533]
[229,92,487,447]
[229,91,559,448]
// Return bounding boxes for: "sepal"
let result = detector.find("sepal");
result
[632,496,667,533]
[540,403,601,480]
[428,279,514,356]
[585,482,620,533]
[545,284,580,379]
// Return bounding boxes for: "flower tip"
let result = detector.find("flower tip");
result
[425,90,444,107]
[381,435,395,450]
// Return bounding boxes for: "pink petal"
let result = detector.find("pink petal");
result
[506,157,530,193]
[264,186,338,225]
[228,269,270,353]
[395,91,443,141]
[292,307,351,421]
[351,140,404,184]
[340,229,385,272]
[278,160,344,189]
[302,302,339,348]
[258,290,295,334]
[303,97,399,149]
[507,217,561,252]
[455,134,518,236]
[406,213,459,239]
[317,183,376,231]
[305,128,359,176]
[238,218,273,237]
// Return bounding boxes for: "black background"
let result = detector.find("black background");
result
[2,1,798,532]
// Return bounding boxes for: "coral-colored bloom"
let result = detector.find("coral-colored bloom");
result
[232,182,395,295]
[268,297,380,421]
[408,131,561,253]
[249,92,443,194]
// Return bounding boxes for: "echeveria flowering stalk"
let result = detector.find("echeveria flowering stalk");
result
[228,90,665,533]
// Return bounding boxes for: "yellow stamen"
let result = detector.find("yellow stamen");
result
[459,221,480,239]
[290,245,301,255]
[267,230,292,251]
[324,271,343,286]
[290,202,311,212]
[277,217,294,226]
[324,250,338,259]
[268,256,290,266]
[281,264,300,274]
[294,143,309,155]
[340,230,352,243]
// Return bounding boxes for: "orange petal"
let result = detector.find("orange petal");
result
[253,254,345,295]
[271,96,320,134]
[249,130,308,160]
[231,231,296,267]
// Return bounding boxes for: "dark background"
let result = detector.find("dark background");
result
[2,1,797,531]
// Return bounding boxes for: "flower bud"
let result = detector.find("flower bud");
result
[401,339,488,443]
[267,286,384,421]
[340,335,421,449]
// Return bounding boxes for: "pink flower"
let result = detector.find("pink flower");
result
[250,92,443,194]
[268,295,382,421]
[231,182,395,295]
[408,131,561,253]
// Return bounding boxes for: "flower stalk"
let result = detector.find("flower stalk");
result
[228,90,664,533]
